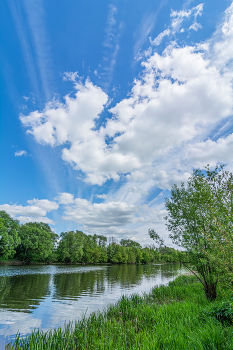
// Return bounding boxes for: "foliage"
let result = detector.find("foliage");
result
[163,165,233,300]
[0,211,21,260]
[7,275,233,350]
[57,230,85,263]
[148,229,164,248]
[198,166,233,292]
[120,239,142,249]
[0,211,184,265]
[201,297,233,326]
[16,222,58,263]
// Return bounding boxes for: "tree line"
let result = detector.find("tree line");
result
[1,163,232,301]
[0,211,187,264]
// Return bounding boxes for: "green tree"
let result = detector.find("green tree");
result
[197,166,233,291]
[0,211,21,260]
[120,239,142,249]
[163,165,233,300]
[17,222,58,263]
[57,230,85,263]
[141,247,153,264]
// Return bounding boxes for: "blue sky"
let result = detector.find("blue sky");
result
[1,0,233,246]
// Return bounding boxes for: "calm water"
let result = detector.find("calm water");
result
[0,263,186,348]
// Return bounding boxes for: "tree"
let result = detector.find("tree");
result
[57,230,85,263]
[164,165,233,300]
[17,222,58,263]
[0,211,21,260]
[196,166,233,292]
[120,239,142,249]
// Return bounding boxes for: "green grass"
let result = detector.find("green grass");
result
[6,275,233,350]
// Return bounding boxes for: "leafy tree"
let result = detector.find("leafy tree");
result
[141,247,153,264]
[197,166,233,291]
[107,243,128,264]
[57,230,85,263]
[0,211,21,260]
[127,247,136,264]
[163,165,233,300]
[17,222,58,263]
[120,239,142,249]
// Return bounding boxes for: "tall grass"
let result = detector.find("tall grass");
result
[6,275,233,350]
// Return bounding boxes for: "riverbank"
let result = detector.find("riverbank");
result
[0,260,180,266]
[5,275,233,350]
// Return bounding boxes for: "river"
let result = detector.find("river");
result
[0,263,186,348]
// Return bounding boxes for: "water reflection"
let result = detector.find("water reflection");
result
[53,269,106,300]
[0,263,186,348]
[0,274,50,312]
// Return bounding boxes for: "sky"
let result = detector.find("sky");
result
[1,0,233,247]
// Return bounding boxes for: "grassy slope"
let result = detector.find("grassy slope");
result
[6,275,233,350]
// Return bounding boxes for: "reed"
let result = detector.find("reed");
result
[6,275,233,350]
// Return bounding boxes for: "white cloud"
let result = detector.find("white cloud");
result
[19,2,233,191]
[63,199,138,228]
[62,71,79,82]
[61,197,166,235]
[153,169,190,190]
[27,199,59,211]
[185,133,233,167]
[0,203,47,217]
[16,216,54,224]
[100,4,123,89]
[189,22,202,31]
[103,4,117,49]
[150,28,171,46]
[128,186,149,196]
[151,3,203,45]
[95,194,107,199]
[0,199,58,225]
[211,3,233,71]
[15,150,28,156]
[134,0,167,59]
[55,192,74,204]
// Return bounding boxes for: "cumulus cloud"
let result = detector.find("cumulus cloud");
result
[185,133,233,167]
[153,169,191,190]
[55,192,74,205]
[27,199,59,211]
[19,2,233,189]
[61,196,165,235]
[0,199,59,225]
[16,216,55,224]
[15,150,28,156]
[95,194,107,199]
[63,199,138,228]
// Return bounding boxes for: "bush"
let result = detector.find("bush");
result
[201,298,233,325]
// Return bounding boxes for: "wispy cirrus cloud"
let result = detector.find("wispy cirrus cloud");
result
[151,3,203,45]
[8,0,53,102]
[134,0,167,59]
[100,4,122,90]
